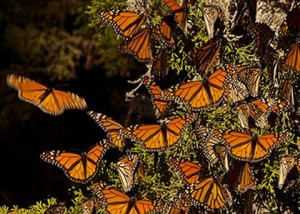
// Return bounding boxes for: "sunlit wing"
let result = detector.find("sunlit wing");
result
[120,113,196,151]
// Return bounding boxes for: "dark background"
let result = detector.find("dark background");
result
[0,0,145,208]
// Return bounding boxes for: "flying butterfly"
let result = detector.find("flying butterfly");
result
[190,175,232,210]
[118,26,153,63]
[7,74,87,116]
[222,129,289,163]
[116,152,145,192]
[40,140,110,184]
[225,161,256,193]
[90,182,162,214]
[99,10,147,39]
[120,113,196,151]
[87,111,125,151]
[169,157,202,185]
[142,75,172,116]
[160,68,228,111]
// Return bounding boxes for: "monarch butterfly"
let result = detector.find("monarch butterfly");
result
[151,47,171,80]
[7,74,87,116]
[237,97,290,129]
[162,0,189,33]
[202,5,224,38]
[196,126,229,172]
[226,64,261,103]
[44,202,66,214]
[222,130,289,162]
[87,111,125,151]
[280,79,294,108]
[155,15,176,47]
[118,27,153,63]
[99,11,147,39]
[283,42,300,73]
[40,140,110,184]
[169,157,202,185]
[191,38,223,75]
[90,182,162,214]
[160,68,228,111]
[190,175,232,209]
[250,23,275,59]
[225,161,256,193]
[278,155,300,189]
[82,196,100,214]
[116,152,144,192]
[120,113,196,151]
[165,192,196,214]
[142,75,172,116]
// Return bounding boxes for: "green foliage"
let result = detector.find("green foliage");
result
[2,0,300,213]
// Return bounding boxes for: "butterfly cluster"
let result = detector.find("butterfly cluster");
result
[6,0,300,213]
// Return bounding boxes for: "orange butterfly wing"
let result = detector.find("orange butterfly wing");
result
[90,183,159,214]
[223,131,288,162]
[191,176,232,209]
[284,42,300,73]
[162,0,188,32]
[161,68,227,110]
[7,74,87,115]
[151,48,170,80]
[100,11,147,38]
[88,111,125,150]
[155,15,175,47]
[40,140,109,183]
[121,114,196,151]
[193,39,222,75]
[82,197,100,214]
[226,162,256,193]
[142,75,172,115]
[170,157,201,185]
[119,27,153,63]
[196,126,229,172]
